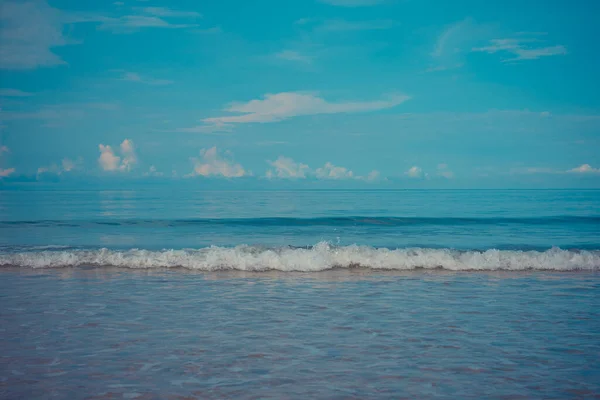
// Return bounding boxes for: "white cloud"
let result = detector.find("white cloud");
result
[318,0,385,6]
[188,147,247,178]
[119,139,137,172]
[315,162,354,179]
[437,163,454,179]
[275,50,313,64]
[405,166,423,178]
[266,156,310,179]
[0,89,33,97]
[98,145,121,171]
[0,168,15,177]
[361,170,381,182]
[120,72,174,85]
[198,92,409,131]
[62,158,76,172]
[98,139,137,172]
[473,37,567,62]
[266,157,381,182]
[0,146,9,154]
[567,164,600,174]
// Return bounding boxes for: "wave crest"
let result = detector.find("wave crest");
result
[1,243,599,271]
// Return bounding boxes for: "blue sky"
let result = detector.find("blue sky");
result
[1,0,599,188]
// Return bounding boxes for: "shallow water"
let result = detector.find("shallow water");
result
[1,268,599,399]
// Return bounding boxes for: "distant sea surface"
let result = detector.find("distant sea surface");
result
[1,189,599,398]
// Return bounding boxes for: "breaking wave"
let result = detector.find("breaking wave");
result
[1,243,599,271]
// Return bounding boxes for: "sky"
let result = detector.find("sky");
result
[1,0,599,188]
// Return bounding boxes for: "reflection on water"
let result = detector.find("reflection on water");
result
[1,269,599,399]
[99,191,137,217]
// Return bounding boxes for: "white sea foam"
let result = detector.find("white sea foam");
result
[1,243,599,271]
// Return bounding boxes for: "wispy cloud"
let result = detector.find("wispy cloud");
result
[0,0,71,69]
[274,50,313,64]
[98,16,197,32]
[1,103,118,127]
[0,89,34,97]
[510,164,600,175]
[437,164,454,179]
[191,26,222,35]
[427,18,486,72]
[188,147,247,178]
[98,6,202,32]
[136,7,201,18]
[318,0,386,6]
[120,72,174,85]
[427,22,563,70]
[98,139,137,172]
[318,19,396,32]
[176,121,232,134]
[194,92,409,132]
[276,17,395,67]
[0,1,201,69]
[473,36,567,61]
[510,167,559,175]
[257,141,289,146]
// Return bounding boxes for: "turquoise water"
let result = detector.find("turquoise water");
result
[1,189,599,398]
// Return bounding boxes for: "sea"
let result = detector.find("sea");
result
[1,188,599,399]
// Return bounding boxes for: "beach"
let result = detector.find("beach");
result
[2,268,599,399]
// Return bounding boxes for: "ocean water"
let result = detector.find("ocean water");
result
[1,188,599,398]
